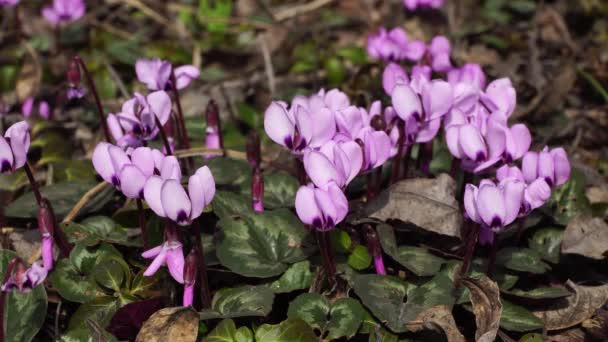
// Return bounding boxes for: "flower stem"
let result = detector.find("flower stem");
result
[390,121,405,184]
[449,157,461,179]
[0,258,19,342]
[316,231,337,287]
[41,198,72,257]
[192,221,211,309]
[418,141,433,175]
[155,115,173,156]
[363,224,386,275]
[456,221,478,287]
[169,70,190,151]
[136,199,148,250]
[73,56,111,143]
[23,163,42,207]
[294,158,306,185]
[486,235,499,278]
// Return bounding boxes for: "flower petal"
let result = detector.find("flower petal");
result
[464,184,480,223]
[502,179,525,226]
[550,147,570,186]
[174,65,200,90]
[166,246,185,284]
[459,124,487,161]
[143,248,167,276]
[131,147,155,177]
[144,176,166,217]
[119,164,147,199]
[391,83,422,122]
[521,151,539,184]
[188,166,215,220]
[92,142,115,183]
[160,156,182,180]
[264,102,294,148]
[161,179,192,225]
[147,91,172,126]
[477,182,506,228]
[295,185,321,226]
[304,150,343,189]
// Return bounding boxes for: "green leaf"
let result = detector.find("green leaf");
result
[69,243,121,274]
[49,259,99,303]
[330,229,352,254]
[94,69,117,100]
[287,293,330,330]
[503,287,571,300]
[203,319,237,342]
[63,216,138,247]
[68,296,120,330]
[324,57,346,86]
[348,245,372,271]
[199,286,275,320]
[507,0,536,13]
[4,180,114,220]
[500,300,544,332]
[519,333,543,342]
[207,158,250,187]
[255,319,316,342]
[94,258,126,292]
[54,160,97,182]
[528,227,563,264]
[216,209,311,278]
[269,261,312,293]
[336,46,367,64]
[496,248,551,274]
[0,250,48,342]
[551,169,591,225]
[377,224,445,276]
[353,272,456,333]
[213,191,253,219]
[325,298,366,340]
[0,170,27,192]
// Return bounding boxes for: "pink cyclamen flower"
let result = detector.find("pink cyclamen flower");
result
[464,178,524,234]
[447,63,486,90]
[264,101,335,154]
[303,141,362,190]
[480,78,516,124]
[295,183,348,231]
[521,146,570,187]
[107,114,143,149]
[136,58,200,91]
[382,63,408,95]
[428,36,452,72]
[111,91,172,142]
[144,166,215,226]
[2,261,47,293]
[367,27,426,62]
[496,165,552,214]
[355,127,392,172]
[142,225,184,283]
[404,0,444,10]
[0,121,30,173]
[0,0,19,6]
[42,0,85,26]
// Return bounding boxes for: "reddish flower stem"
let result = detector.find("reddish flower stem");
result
[23,163,42,207]
[155,115,173,156]
[192,221,211,309]
[137,199,148,250]
[73,56,111,142]
[316,231,337,287]
[169,70,190,151]
[456,221,479,287]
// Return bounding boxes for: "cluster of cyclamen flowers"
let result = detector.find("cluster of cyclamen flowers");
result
[370,25,571,244]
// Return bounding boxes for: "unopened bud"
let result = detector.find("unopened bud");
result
[252,168,264,212]
[38,199,55,236]
[184,249,198,286]
[67,60,81,86]
[362,224,380,257]
[246,132,261,168]
[371,115,386,132]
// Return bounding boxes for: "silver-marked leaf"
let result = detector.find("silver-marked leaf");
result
[199,286,275,320]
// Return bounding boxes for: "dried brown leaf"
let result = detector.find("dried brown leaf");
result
[533,280,608,331]
[135,307,198,342]
[407,305,466,342]
[561,214,608,260]
[462,276,502,342]
[365,174,462,239]
[16,49,42,101]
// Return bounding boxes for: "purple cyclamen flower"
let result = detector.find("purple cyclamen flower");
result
[264,101,335,154]
[367,27,426,62]
[67,59,85,100]
[205,100,222,158]
[0,0,20,7]
[2,261,47,293]
[0,121,30,173]
[355,127,392,172]
[403,0,444,10]
[295,183,348,231]
[480,78,517,124]
[22,97,34,117]
[144,166,215,226]
[136,58,200,91]
[142,225,184,283]
[106,114,143,149]
[21,98,51,120]
[447,63,486,90]
[496,165,552,214]
[382,63,408,95]
[42,0,85,26]
[464,179,525,243]
[521,146,570,187]
[112,91,172,142]
[303,141,362,190]
[428,36,452,72]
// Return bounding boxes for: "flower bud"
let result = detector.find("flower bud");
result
[370,115,387,132]
[252,168,264,212]
[362,224,386,275]
[183,249,198,286]
[37,199,55,236]
[67,60,81,86]
[246,132,261,168]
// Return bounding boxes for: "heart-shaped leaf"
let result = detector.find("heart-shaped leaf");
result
[4,180,114,220]
[0,250,48,342]
[255,319,316,342]
[206,158,250,186]
[288,293,365,340]
[377,224,445,276]
[499,300,544,332]
[495,248,551,274]
[528,227,563,264]
[216,209,312,278]
[199,286,275,320]
[269,261,312,293]
[68,295,121,330]
[347,245,371,271]
[63,216,139,247]
[503,287,571,300]
[212,191,253,219]
[240,170,299,209]
[203,319,254,342]
[550,169,591,225]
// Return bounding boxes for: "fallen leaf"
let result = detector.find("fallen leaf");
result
[533,280,608,330]
[16,46,42,101]
[581,309,608,340]
[407,305,465,342]
[561,214,608,260]
[365,174,462,239]
[135,307,198,342]
[462,276,502,342]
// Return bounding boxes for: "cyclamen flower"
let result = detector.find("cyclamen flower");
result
[144,166,215,226]
[0,0,19,7]
[367,27,425,62]
[521,147,570,187]
[264,101,335,154]
[355,127,392,171]
[447,63,486,90]
[382,63,408,95]
[496,165,552,214]
[464,179,525,244]
[480,78,517,123]
[0,121,30,173]
[295,183,348,231]
[136,58,200,91]
[93,143,171,198]
[110,91,172,142]
[22,97,51,120]
[42,0,85,26]
[142,225,184,283]
[404,0,444,10]
[2,261,47,293]
[303,141,362,190]
[428,36,452,72]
